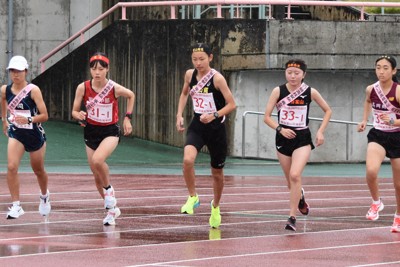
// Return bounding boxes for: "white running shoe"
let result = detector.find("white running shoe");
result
[7,205,25,219]
[366,200,384,221]
[39,190,51,216]
[104,186,117,209]
[103,207,121,226]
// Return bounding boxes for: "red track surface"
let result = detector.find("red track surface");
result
[0,173,399,266]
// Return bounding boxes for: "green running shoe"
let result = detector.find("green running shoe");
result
[209,200,221,228]
[181,194,200,214]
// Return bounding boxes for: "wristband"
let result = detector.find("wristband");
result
[125,112,132,119]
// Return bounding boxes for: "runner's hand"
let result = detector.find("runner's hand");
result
[123,118,133,136]
[357,120,367,132]
[176,117,185,132]
[199,113,213,124]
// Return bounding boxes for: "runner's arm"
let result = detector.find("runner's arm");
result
[0,85,8,135]
[358,86,372,132]
[30,86,49,123]
[114,83,135,136]
[213,73,236,117]
[176,70,192,132]
[311,88,332,146]
[263,86,280,130]
[71,83,86,121]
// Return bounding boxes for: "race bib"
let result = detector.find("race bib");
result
[192,92,217,114]
[87,103,113,123]
[279,105,307,127]
[9,110,33,130]
[373,109,398,131]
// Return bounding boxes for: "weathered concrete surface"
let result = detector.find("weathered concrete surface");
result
[33,19,400,162]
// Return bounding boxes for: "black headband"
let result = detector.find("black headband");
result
[191,44,212,56]
[285,61,307,72]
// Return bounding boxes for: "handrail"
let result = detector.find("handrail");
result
[241,110,373,159]
[39,0,400,73]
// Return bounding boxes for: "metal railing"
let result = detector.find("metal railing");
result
[39,0,400,73]
[241,110,373,159]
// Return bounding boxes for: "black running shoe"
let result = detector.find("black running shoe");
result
[298,188,310,216]
[285,216,296,231]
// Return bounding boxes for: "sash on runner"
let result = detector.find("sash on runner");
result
[7,83,34,114]
[7,83,35,129]
[373,81,400,114]
[276,83,309,112]
[85,79,115,110]
[189,69,217,97]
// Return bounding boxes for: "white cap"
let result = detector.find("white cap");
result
[7,56,29,71]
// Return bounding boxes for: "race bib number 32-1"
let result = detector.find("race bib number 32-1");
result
[192,93,217,114]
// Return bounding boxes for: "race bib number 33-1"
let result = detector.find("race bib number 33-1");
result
[279,106,307,127]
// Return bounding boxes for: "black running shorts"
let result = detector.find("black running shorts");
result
[84,123,120,150]
[367,128,400,158]
[275,128,315,157]
[185,117,227,169]
[8,124,46,152]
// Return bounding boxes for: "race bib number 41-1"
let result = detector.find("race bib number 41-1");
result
[279,105,307,128]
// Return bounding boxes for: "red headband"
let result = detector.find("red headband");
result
[90,55,109,64]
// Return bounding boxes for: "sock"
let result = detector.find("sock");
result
[12,201,20,207]
[104,185,111,190]
[372,199,381,205]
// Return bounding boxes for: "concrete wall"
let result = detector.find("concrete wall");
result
[32,19,400,163]
[5,2,399,163]
[0,0,101,84]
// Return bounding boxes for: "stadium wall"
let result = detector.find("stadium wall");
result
[32,19,399,162]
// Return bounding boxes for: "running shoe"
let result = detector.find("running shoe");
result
[180,194,200,214]
[103,207,121,226]
[209,200,221,228]
[39,190,51,216]
[366,200,384,221]
[298,188,310,216]
[7,205,25,219]
[104,186,117,209]
[285,216,296,231]
[391,217,400,233]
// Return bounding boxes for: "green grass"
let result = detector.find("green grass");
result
[345,0,400,14]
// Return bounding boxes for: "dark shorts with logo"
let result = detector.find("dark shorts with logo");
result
[185,116,227,169]
[367,128,400,158]
[8,124,46,152]
[275,128,315,157]
[84,123,120,150]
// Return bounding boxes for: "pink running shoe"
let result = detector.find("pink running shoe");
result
[366,200,384,221]
[391,217,400,233]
